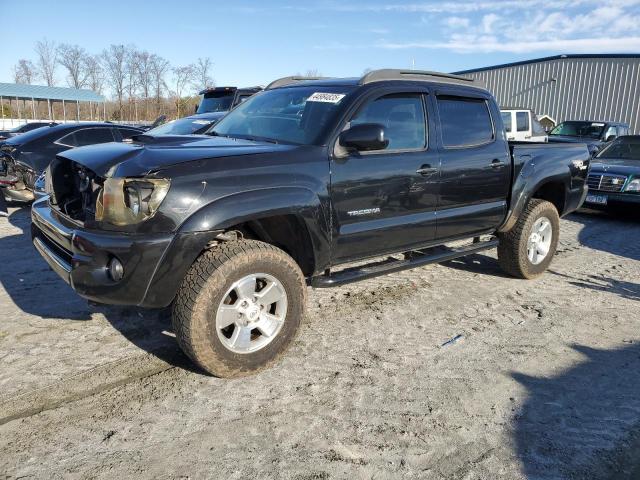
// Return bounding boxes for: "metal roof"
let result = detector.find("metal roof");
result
[0,83,105,102]
[453,54,640,75]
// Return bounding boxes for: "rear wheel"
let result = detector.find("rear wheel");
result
[172,240,307,377]
[498,199,560,279]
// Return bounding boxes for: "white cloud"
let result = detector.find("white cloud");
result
[442,16,471,28]
[378,36,640,54]
[481,13,499,34]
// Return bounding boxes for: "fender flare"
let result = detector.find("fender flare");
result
[499,159,569,233]
[141,187,330,308]
[179,186,327,234]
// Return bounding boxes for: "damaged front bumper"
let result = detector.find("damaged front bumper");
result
[31,198,175,307]
[30,198,222,308]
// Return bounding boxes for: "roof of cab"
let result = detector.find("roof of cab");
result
[266,69,487,92]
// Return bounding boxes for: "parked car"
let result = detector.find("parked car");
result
[195,86,262,114]
[32,69,590,377]
[584,135,640,209]
[0,122,144,202]
[548,120,630,154]
[141,112,225,137]
[0,121,57,140]
[500,108,547,142]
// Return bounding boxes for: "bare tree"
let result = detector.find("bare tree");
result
[136,51,153,119]
[58,43,89,88]
[125,46,140,120]
[85,54,104,118]
[13,59,37,84]
[85,55,104,93]
[35,38,58,86]
[102,44,127,119]
[304,69,322,77]
[193,57,214,91]
[169,65,195,117]
[150,54,171,116]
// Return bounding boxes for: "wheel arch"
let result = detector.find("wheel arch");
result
[141,187,329,308]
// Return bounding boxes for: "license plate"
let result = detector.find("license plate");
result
[586,194,608,205]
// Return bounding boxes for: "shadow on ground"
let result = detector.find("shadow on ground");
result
[0,206,201,374]
[443,252,510,278]
[549,269,640,302]
[571,208,640,261]
[513,343,640,479]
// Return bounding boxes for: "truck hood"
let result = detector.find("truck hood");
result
[58,135,296,177]
[590,157,640,176]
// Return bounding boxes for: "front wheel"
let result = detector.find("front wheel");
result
[172,240,307,377]
[497,199,560,279]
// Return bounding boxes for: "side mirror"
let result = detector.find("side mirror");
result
[339,123,388,152]
[606,135,616,142]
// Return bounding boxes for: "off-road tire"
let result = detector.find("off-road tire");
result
[497,199,560,279]
[172,240,307,377]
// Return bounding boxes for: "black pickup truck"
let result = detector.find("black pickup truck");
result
[31,70,590,377]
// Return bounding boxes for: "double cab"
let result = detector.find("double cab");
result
[31,70,590,377]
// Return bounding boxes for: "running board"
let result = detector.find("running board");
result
[311,237,499,288]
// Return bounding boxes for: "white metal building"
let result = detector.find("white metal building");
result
[454,54,640,133]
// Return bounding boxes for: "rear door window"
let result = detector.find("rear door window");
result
[73,128,116,146]
[437,96,494,148]
[516,111,530,132]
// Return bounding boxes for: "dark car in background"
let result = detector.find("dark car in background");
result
[141,112,225,137]
[0,121,58,140]
[548,120,630,154]
[195,86,262,114]
[0,122,144,202]
[584,136,640,210]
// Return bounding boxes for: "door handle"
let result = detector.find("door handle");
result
[491,159,506,169]
[416,164,437,176]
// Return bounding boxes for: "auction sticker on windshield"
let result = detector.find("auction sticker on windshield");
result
[308,92,346,103]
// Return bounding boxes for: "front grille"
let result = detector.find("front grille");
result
[49,156,103,223]
[587,173,628,192]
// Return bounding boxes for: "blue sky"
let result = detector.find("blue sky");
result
[2,0,640,96]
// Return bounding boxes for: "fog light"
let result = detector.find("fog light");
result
[108,257,124,281]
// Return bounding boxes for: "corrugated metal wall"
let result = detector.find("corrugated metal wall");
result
[458,57,640,133]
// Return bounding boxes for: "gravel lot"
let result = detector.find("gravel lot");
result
[1,205,639,479]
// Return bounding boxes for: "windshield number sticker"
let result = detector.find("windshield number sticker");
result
[308,92,346,104]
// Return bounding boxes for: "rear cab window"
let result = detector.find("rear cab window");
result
[516,111,530,132]
[437,96,494,148]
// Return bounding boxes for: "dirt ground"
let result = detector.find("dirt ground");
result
[1,205,639,479]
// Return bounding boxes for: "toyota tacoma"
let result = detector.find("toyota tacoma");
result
[31,70,591,377]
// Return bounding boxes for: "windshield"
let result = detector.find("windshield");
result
[597,138,640,160]
[145,116,216,136]
[196,92,235,113]
[549,121,605,139]
[209,86,355,145]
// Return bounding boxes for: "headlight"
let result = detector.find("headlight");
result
[95,177,170,225]
[625,178,640,192]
